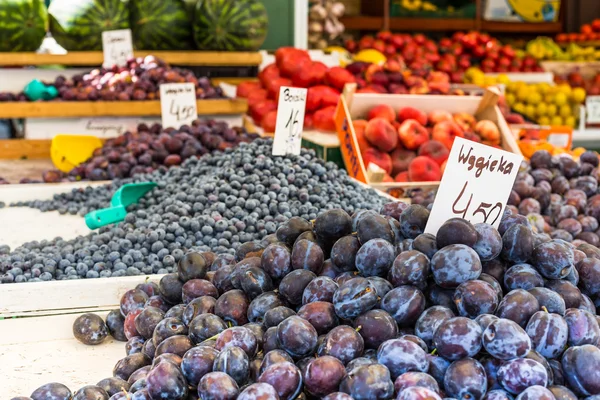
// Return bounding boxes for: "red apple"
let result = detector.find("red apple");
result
[398,119,429,150]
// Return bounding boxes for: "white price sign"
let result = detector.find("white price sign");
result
[272,86,307,156]
[425,137,523,235]
[159,83,198,129]
[102,29,134,68]
[586,96,600,124]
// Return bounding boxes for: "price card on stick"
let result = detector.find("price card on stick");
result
[272,86,308,156]
[102,29,134,68]
[586,96,600,124]
[425,137,523,235]
[159,83,198,129]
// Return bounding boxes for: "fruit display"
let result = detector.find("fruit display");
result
[3,138,387,281]
[346,59,463,95]
[48,0,130,51]
[239,47,355,132]
[0,56,227,102]
[28,120,259,184]
[557,19,600,43]
[10,192,600,399]
[0,0,48,52]
[130,0,195,51]
[308,0,346,50]
[555,71,600,97]
[193,0,269,51]
[517,128,585,159]
[345,31,542,82]
[504,81,585,128]
[526,37,600,62]
[354,104,505,183]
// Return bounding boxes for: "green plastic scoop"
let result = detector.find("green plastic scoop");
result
[85,182,157,229]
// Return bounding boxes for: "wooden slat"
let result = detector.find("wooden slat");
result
[481,20,563,33]
[0,139,52,159]
[0,99,248,118]
[0,275,164,318]
[340,16,476,31]
[0,51,262,66]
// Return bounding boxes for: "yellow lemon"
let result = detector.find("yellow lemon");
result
[354,49,387,65]
[505,93,516,106]
[547,104,558,117]
[496,74,510,85]
[554,92,568,107]
[572,87,587,104]
[513,102,526,114]
[527,92,542,105]
[538,116,551,126]
[559,104,572,118]
[565,116,577,128]
[536,102,548,116]
[517,87,530,102]
[484,76,498,87]
[507,81,521,93]
[557,83,572,96]
[551,116,564,126]
[465,67,482,81]
[525,105,536,117]
[472,75,485,87]
[536,83,551,94]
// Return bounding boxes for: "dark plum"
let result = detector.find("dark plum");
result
[177,252,209,282]
[436,218,478,248]
[331,235,361,272]
[577,257,600,298]
[159,274,184,305]
[377,338,429,380]
[399,205,430,239]
[482,318,531,360]
[247,292,284,324]
[501,225,534,264]
[279,269,317,306]
[153,317,188,346]
[525,311,568,359]
[73,313,109,345]
[113,353,151,381]
[182,279,219,303]
[427,284,459,313]
[527,288,566,315]
[481,356,504,390]
[302,276,338,304]
[276,217,313,247]
[355,238,395,277]
[357,214,394,244]
[302,356,346,397]
[97,377,130,396]
[353,309,397,349]
[483,390,514,400]
[367,276,393,306]
[431,244,482,288]
[134,307,164,339]
[503,264,544,291]
[532,241,574,279]
[388,250,430,290]
[182,296,217,325]
[261,244,292,280]
[433,317,482,361]
[482,259,507,283]
[264,307,296,329]
[412,233,438,259]
[258,362,302,400]
[314,209,353,246]
[277,316,317,359]
[443,358,487,400]
[198,372,239,400]
[564,308,600,346]
[321,325,365,364]
[260,350,294,375]
[381,286,425,327]
[213,346,250,386]
[497,358,548,394]
[297,301,338,334]
[545,280,582,309]
[30,383,72,400]
[473,223,503,261]
[415,306,455,348]
[214,289,250,326]
[126,336,145,355]
[339,363,395,400]
[515,386,554,400]
[237,383,280,400]
[548,385,576,400]
[397,387,442,400]
[562,344,600,396]
[394,371,440,394]
[496,289,540,328]
[215,326,258,357]
[291,239,324,273]
[454,280,499,317]
[120,289,149,317]
[105,310,127,342]
[154,335,193,357]
[333,277,378,320]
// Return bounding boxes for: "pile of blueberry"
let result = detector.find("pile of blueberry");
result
[509,150,600,249]
[1,139,386,283]
[16,203,600,400]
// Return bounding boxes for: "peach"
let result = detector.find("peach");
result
[398,119,429,150]
[390,147,417,176]
[432,120,465,150]
[236,81,262,98]
[418,140,449,166]
[475,120,501,144]
[408,156,442,182]
[395,171,409,182]
[313,106,337,132]
[368,104,396,123]
[353,120,371,154]
[362,147,393,174]
[397,107,428,126]
[261,110,278,132]
[428,110,453,124]
[365,118,399,152]
[325,67,356,91]
[453,112,476,132]
[464,132,481,143]
[382,173,394,183]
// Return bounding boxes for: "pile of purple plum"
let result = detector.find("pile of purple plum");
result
[16,199,600,400]
[0,56,226,102]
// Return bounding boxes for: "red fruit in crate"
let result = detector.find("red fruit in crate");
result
[500,45,516,59]
[408,156,442,182]
[250,99,277,125]
[345,39,358,53]
[313,106,337,132]
[592,19,600,32]
[306,87,323,112]
[398,119,429,150]
[319,86,341,108]
[372,40,386,53]
[522,56,537,68]
[432,120,465,150]
[261,110,278,133]
[450,71,465,84]
[370,71,390,88]
[384,45,397,57]
[354,120,371,154]
[346,61,370,76]
[357,87,381,94]
[310,62,328,86]
[418,140,449,166]
[365,63,383,82]
[429,110,453,124]
[377,31,392,42]
[397,107,428,126]
[478,33,491,45]
[395,171,410,182]
[280,55,311,79]
[325,67,356,91]
[481,58,496,71]
[453,112,476,131]
[275,47,308,70]
[246,89,268,106]
[368,104,396,123]
[362,147,392,174]
[475,120,501,144]
[391,34,406,49]
[304,113,314,130]
[497,58,511,69]
[414,34,426,45]
[389,84,408,94]
[267,78,292,100]
[384,59,403,73]
[365,118,398,152]
[382,173,394,183]
[582,24,593,35]
[236,81,262,98]
[505,114,525,124]
[292,66,313,88]
[358,35,375,50]
[429,80,450,94]
[390,147,417,176]
[458,56,471,70]
[259,64,280,87]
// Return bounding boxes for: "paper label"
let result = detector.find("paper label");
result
[272,86,307,156]
[335,96,368,183]
[425,137,523,234]
[102,29,134,68]
[159,83,198,129]
[586,96,600,124]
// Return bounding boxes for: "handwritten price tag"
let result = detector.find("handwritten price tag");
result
[586,96,600,124]
[102,29,134,68]
[159,83,197,129]
[425,137,523,235]
[272,87,307,156]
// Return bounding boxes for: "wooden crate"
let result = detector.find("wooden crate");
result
[0,275,163,398]
[0,99,248,119]
[0,51,262,67]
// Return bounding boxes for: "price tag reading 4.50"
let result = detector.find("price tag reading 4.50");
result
[425,137,523,235]
[159,83,197,129]
[102,29,134,68]
[586,96,600,124]
[272,87,308,156]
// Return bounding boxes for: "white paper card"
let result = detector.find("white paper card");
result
[102,29,134,68]
[159,83,198,129]
[272,86,308,156]
[425,137,523,235]
[586,96,600,124]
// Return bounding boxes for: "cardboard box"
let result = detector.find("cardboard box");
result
[334,84,522,198]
